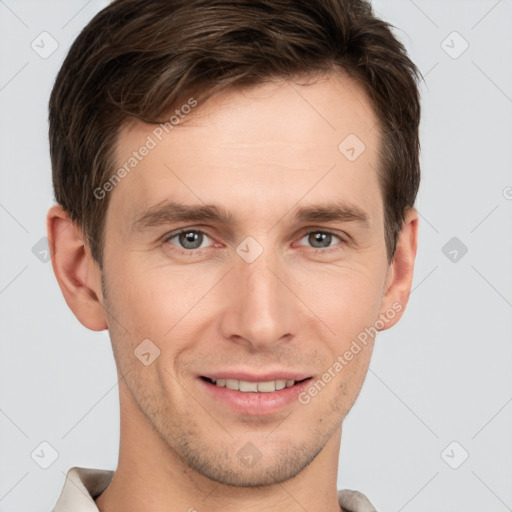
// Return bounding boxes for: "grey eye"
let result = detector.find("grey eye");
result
[301,231,339,249]
[168,230,212,250]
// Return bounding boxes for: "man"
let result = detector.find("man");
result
[47,0,420,510]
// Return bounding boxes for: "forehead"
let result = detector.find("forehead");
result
[109,72,382,229]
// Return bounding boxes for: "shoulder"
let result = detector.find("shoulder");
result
[53,466,114,511]
[337,489,378,512]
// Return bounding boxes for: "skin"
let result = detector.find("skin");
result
[47,72,418,512]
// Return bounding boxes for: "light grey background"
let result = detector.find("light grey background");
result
[1,1,511,511]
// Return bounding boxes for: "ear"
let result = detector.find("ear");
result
[377,207,419,330]
[46,205,107,331]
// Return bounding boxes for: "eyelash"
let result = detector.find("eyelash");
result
[163,228,345,256]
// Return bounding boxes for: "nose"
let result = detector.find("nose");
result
[217,242,302,350]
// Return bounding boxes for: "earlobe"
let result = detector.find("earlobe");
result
[378,207,419,331]
[46,205,108,331]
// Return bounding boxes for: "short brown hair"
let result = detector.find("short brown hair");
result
[49,0,421,266]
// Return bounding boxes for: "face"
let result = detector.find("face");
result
[99,73,399,486]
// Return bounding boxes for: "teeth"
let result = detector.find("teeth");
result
[257,381,277,392]
[212,378,297,392]
[275,379,286,390]
[225,379,239,390]
[239,381,258,392]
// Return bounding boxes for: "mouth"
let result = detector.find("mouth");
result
[198,374,314,415]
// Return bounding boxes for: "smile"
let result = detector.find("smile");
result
[198,375,313,415]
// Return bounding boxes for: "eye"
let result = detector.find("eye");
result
[297,231,343,251]
[165,229,214,251]
[163,228,345,256]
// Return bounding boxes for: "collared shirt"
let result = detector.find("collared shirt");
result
[53,466,377,512]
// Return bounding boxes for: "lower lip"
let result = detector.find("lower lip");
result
[198,377,313,415]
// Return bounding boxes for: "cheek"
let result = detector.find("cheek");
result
[105,258,225,342]
[293,260,385,337]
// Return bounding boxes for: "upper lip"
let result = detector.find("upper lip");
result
[200,371,312,382]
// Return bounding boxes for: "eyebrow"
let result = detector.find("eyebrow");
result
[132,201,235,232]
[293,202,369,226]
[131,199,369,232]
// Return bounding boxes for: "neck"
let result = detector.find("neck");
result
[95,380,344,512]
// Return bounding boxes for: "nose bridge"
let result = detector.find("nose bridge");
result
[221,239,296,347]
[241,251,281,308]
